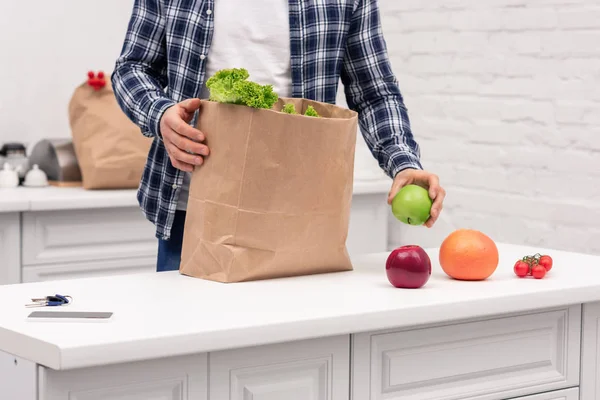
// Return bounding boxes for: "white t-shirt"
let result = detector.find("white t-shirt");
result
[177,1,293,210]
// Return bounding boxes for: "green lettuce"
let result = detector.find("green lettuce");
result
[304,105,320,117]
[205,68,278,109]
[282,103,297,114]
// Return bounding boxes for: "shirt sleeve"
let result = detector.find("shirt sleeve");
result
[111,0,176,138]
[340,0,423,179]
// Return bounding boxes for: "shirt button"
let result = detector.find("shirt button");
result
[200,54,206,60]
[172,184,178,189]
[206,9,212,15]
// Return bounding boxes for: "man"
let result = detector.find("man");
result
[112,0,446,272]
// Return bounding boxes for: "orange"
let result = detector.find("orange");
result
[439,229,499,281]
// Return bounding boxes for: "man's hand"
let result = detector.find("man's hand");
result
[159,98,210,172]
[387,168,446,228]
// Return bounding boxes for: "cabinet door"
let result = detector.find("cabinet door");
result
[0,351,37,400]
[41,354,208,400]
[0,213,20,284]
[22,207,157,266]
[353,305,581,400]
[210,335,349,400]
[581,301,600,400]
[512,387,579,399]
[21,257,155,283]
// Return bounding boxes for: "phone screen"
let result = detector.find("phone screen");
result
[27,311,113,319]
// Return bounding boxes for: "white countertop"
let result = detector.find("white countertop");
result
[0,188,30,212]
[0,178,391,213]
[0,187,139,212]
[0,242,599,370]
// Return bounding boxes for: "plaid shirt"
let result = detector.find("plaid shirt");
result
[112,0,423,240]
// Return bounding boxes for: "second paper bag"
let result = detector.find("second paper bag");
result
[179,97,358,283]
[68,78,152,189]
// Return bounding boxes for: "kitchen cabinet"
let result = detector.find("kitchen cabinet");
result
[0,213,20,284]
[21,208,157,266]
[20,207,157,282]
[20,257,157,282]
[352,305,581,400]
[0,311,589,400]
[34,336,349,400]
[0,350,36,400]
[209,335,349,400]
[1,347,584,400]
[40,354,208,400]
[2,243,600,400]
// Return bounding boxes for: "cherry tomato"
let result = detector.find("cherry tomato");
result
[514,261,529,278]
[531,265,546,279]
[539,255,552,272]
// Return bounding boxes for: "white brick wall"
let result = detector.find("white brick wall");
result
[379,0,600,255]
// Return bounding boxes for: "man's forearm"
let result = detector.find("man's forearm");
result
[356,94,423,179]
[111,0,175,138]
[341,0,422,179]
[112,63,175,138]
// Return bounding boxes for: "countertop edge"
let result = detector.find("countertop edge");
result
[0,203,28,213]
[43,283,600,370]
[0,327,62,370]
[29,198,141,211]
[0,179,390,213]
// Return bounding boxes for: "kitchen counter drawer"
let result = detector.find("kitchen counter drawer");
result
[352,305,581,400]
[40,354,208,400]
[210,335,350,400]
[22,207,157,266]
[21,257,156,283]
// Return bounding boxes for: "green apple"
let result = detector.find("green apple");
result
[391,184,433,226]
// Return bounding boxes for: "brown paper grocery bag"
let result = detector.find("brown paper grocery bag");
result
[179,97,358,283]
[68,77,151,189]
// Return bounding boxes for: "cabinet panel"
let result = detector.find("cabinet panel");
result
[22,257,155,282]
[0,212,20,284]
[347,193,388,255]
[210,335,349,400]
[352,306,581,400]
[22,207,157,266]
[40,353,207,400]
[581,301,600,400]
[0,350,37,400]
[512,387,579,399]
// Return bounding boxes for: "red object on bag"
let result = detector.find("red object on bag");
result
[87,71,106,91]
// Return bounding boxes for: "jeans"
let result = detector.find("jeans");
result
[156,210,187,272]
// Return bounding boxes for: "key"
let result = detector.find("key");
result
[25,301,67,307]
[30,295,71,304]
[26,294,72,307]
[31,296,60,303]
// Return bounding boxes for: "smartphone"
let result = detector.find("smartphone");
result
[27,311,113,321]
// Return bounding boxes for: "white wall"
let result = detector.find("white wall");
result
[0,0,135,145]
[380,0,600,255]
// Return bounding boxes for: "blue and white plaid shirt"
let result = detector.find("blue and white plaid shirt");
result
[112,0,423,240]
